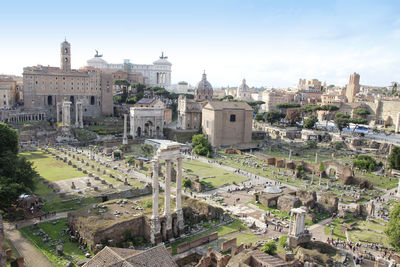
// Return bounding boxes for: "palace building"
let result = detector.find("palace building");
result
[23,40,113,120]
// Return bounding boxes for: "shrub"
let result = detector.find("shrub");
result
[261,240,277,255]
[183,178,192,188]
[353,155,377,172]
[278,235,287,248]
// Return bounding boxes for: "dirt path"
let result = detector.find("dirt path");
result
[4,222,53,267]
[308,217,332,242]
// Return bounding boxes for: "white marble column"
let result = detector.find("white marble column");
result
[176,157,182,211]
[123,114,128,145]
[288,212,293,235]
[164,160,171,217]
[289,150,292,161]
[152,160,160,218]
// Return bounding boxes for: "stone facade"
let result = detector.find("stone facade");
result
[23,40,113,120]
[177,95,202,130]
[0,77,19,108]
[202,101,253,148]
[87,52,171,88]
[129,99,164,138]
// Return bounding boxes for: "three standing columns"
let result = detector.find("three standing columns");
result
[150,156,184,244]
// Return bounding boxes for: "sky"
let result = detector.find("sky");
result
[0,0,399,88]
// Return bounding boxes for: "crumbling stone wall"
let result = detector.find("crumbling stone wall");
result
[277,195,301,213]
[296,190,317,209]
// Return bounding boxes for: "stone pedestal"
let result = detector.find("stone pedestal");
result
[150,217,162,244]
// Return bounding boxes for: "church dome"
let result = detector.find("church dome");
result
[197,72,213,92]
[238,79,249,92]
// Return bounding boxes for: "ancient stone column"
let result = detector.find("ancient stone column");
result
[75,102,79,127]
[123,114,128,145]
[62,101,71,127]
[164,160,171,217]
[397,178,400,197]
[176,157,183,211]
[396,112,400,133]
[315,153,318,164]
[152,160,160,218]
[289,150,292,161]
[79,103,83,128]
[56,104,60,123]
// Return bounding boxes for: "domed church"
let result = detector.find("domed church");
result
[194,71,213,102]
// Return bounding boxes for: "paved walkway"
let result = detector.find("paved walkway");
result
[4,222,53,267]
[308,217,332,242]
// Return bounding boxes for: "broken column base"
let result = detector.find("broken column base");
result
[150,217,162,244]
[287,233,312,248]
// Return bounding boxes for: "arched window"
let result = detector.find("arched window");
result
[47,95,52,106]
[70,96,74,104]
[90,96,95,105]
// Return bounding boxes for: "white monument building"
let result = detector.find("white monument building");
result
[87,52,172,88]
[129,99,164,138]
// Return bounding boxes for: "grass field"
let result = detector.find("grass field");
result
[20,218,90,267]
[183,160,248,188]
[21,150,85,181]
[34,177,101,213]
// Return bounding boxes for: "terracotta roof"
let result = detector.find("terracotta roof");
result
[83,245,177,267]
[204,101,253,111]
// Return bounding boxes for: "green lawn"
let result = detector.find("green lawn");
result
[21,150,85,181]
[20,218,90,267]
[347,218,390,247]
[34,177,101,213]
[169,219,246,254]
[183,160,248,188]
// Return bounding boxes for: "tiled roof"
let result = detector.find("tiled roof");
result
[83,245,177,267]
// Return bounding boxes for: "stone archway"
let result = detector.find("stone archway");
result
[156,126,160,137]
[137,127,141,137]
[325,165,339,178]
[145,121,153,137]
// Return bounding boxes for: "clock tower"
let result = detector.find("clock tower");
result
[60,39,71,71]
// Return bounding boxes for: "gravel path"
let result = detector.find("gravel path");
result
[4,222,53,267]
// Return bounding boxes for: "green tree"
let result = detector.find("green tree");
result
[389,146,400,170]
[353,155,377,172]
[264,111,285,125]
[140,144,154,156]
[261,240,277,255]
[183,178,192,188]
[334,113,350,135]
[0,122,18,154]
[276,102,301,109]
[318,162,325,185]
[192,134,212,157]
[300,104,320,115]
[255,114,264,122]
[303,115,318,129]
[114,79,130,103]
[0,123,38,211]
[386,202,400,250]
[354,107,370,117]
[285,108,301,124]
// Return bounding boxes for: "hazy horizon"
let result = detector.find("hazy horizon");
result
[1,0,399,88]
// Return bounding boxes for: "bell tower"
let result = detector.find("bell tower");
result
[60,39,71,71]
